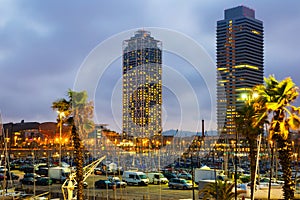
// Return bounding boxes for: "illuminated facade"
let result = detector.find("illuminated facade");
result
[122,30,162,139]
[216,6,264,135]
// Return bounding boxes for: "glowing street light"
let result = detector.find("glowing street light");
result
[240,90,261,200]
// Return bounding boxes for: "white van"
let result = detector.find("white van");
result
[122,171,149,186]
[147,172,168,184]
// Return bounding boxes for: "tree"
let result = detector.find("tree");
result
[236,102,263,200]
[52,90,94,200]
[253,75,300,200]
[69,90,94,200]
[199,180,244,200]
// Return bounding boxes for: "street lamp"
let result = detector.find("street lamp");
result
[268,140,274,200]
[57,111,65,167]
[240,91,260,200]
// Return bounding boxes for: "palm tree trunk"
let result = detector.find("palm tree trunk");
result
[272,110,295,200]
[72,125,84,200]
[277,136,295,200]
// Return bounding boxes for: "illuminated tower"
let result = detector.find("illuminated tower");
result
[122,30,162,139]
[216,6,264,136]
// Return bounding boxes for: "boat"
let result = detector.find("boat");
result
[0,114,32,199]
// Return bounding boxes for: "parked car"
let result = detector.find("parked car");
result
[6,172,19,180]
[163,173,177,180]
[295,179,300,187]
[10,161,21,170]
[122,171,149,185]
[19,164,29,172]
[66,180,88,189]
[94,168,103,175]
[76,181,88,189]
[0,171,19,181]
[108,176,127,188]
[23,173,41,179]
[36,167,49,176]
[21,165,34,173]
[21,173,47,185]
[36,177,53,186]
[0,166,7,173]
[177,173,192,180]
[259,177,284,185]
[168,178,193,189]
[147,172,168,184]
[0,173,7,180]
[113,179,127,188]
[94,180,115,189]
[20,177,36,185]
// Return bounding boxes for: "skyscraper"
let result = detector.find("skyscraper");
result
[216,6,264,136]
[122,30,162,139]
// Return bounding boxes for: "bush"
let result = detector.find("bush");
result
[240,176,250,183]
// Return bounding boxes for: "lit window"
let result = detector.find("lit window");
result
[251,30,261,35]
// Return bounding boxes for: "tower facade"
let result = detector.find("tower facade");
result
[216,6,264,136]
[122,30,162,138]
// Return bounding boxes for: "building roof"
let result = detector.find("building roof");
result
[225,5,255,19]
[3,121,40,132]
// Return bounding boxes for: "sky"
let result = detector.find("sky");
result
[1,0,300,133]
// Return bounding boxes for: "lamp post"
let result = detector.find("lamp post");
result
[235,133,238,200]
[240,91,260,200]
[268,140,274,200]
[57,111,65,167]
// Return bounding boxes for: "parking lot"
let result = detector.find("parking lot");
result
[10,171,197,200]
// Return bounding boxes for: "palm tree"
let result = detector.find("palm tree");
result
[69,90,94,200]
[199,180,244,200]
[52,90,94,200]
[253,75,300,200]
[236,102,263,200]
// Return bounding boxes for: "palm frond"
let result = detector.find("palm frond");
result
[288,115,300,130]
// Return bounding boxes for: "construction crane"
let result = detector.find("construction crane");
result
[62,155,106,200]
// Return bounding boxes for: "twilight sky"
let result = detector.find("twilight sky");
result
[1,0,300,133]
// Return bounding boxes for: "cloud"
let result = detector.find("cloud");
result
[1,0,300,133]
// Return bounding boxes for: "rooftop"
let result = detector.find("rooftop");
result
[225,5,255,19]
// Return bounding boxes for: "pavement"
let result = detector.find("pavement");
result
[241,187,300,200]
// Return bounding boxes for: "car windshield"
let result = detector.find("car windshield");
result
[139,174,147,179]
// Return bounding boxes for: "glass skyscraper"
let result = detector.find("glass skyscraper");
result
[216,6,264,136]
[122,30,162,139]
